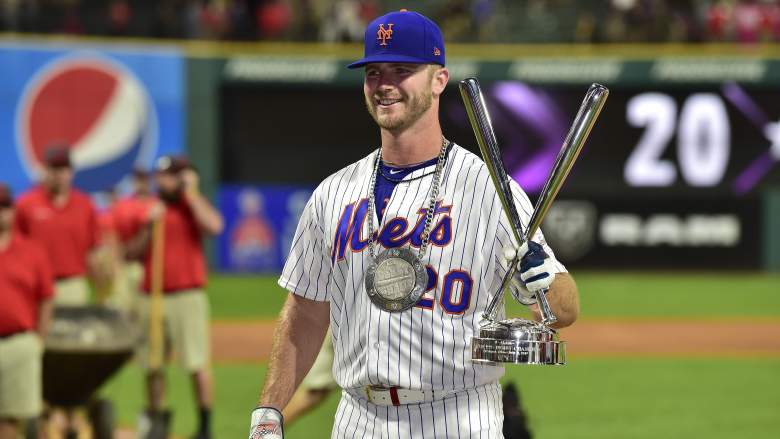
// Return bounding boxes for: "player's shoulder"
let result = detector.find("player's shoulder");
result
[449,143,488,171]
[445,143,496,184]
[309,150,376,201]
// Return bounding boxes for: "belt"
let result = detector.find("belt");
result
[351,386,456,406]
[0,330,27,340]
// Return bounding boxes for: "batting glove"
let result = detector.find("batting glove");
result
[506,241,556,295]
[502,247,536,306]
[249,407,284,439]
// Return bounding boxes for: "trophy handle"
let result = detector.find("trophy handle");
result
[535,287,556,326]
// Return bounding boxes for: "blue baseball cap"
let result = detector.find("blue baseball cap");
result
[347,9,445,69]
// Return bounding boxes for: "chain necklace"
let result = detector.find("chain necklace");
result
[363,137,450,313]
[366,137,450,260]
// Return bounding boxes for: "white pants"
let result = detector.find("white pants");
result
[332,383,504,439]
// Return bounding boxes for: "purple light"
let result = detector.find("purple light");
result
[721,82,778,195]
[733,152,775,195]
[491,82,567,193]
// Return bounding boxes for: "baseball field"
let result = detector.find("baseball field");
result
[101,272,780,438]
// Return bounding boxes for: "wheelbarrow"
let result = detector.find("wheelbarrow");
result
[40,305,140,439]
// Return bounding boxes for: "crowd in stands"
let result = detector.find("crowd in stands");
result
[1,0,779,43]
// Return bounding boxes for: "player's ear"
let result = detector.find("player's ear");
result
[431,66,448,97]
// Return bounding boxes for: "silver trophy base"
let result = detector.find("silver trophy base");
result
[472,318,566,366]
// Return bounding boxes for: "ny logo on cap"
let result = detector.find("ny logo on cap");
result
[377,23,394,46]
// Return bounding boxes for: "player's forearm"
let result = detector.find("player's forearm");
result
[259,293,330,411]
[530,272,579,328]
[184,191,224,236]
[36,299,53,338]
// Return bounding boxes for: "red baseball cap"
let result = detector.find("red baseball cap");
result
[132,167,151,179]
[155,155,190,174]
[44,144,72,168]
[0,183,13,208]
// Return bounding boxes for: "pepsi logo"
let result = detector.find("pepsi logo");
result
[16,55,157,192]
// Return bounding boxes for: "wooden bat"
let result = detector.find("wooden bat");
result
[148,216,165,371]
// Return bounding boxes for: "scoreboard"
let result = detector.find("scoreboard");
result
[219,58,779,269]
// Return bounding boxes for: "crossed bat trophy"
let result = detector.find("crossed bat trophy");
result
[460,78,609,366]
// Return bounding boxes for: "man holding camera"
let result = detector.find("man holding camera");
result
[126,156,223,439]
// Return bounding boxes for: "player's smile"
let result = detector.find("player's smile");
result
[376,97,403,108]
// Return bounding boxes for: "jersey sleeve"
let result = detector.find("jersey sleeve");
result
[278,192,332,302]
[494,179,567,274]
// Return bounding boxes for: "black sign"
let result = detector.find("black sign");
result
[541,196,762,269]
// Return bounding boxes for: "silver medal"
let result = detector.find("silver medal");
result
[365,248,428,312]
[363,138,449,313]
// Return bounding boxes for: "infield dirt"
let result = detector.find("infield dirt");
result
[211,319,780,363]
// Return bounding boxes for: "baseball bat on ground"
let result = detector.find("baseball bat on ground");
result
[459,78,609,324]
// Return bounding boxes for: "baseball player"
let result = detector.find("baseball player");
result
[125,156,223,439]
[0,183,54,439]
[14,145,100,305]
[249,10,580,439]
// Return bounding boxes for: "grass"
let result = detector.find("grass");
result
[101,358,780,439]
[206,272,780,320]
[95,272,780,438]
[100,364,266,439]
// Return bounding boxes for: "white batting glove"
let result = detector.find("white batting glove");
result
[507,241,556,294]
[502,246,536,305]
[249,407,284,439]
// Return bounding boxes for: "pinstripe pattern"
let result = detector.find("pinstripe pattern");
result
[332,383,504,439]
[279,145,565,436]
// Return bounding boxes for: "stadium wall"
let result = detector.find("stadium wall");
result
[1,36,778,271]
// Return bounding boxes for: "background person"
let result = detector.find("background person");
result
[14,145,100,305]
[0,183,54,439]
[125,156,224,439]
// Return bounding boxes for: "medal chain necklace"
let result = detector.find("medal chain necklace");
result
[365,137,449,261]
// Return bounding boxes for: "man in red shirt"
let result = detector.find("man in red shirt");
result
[0,183,54,439]
[14,145,99,305]
[126,156,223,439]
[110,169,155,312]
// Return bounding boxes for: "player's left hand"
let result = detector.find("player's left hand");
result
[248,407,284,439]
[506,240,556,293]
[180,168,200,196]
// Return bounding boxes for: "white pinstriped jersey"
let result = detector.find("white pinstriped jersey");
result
[279,144,566,392]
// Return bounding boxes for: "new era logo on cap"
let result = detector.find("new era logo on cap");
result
[348,9,445,69]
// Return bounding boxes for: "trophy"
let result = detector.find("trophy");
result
[459,78,609,366]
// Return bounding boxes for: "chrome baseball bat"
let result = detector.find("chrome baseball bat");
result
[459,78,609,324]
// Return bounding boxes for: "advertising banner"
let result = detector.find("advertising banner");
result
[218,184,314,273]
[0,43,185,194]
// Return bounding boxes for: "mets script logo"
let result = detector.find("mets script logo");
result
[377,23,394,46]
[331,199,452,263]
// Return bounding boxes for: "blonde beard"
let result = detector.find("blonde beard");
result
[366,87,434,132]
